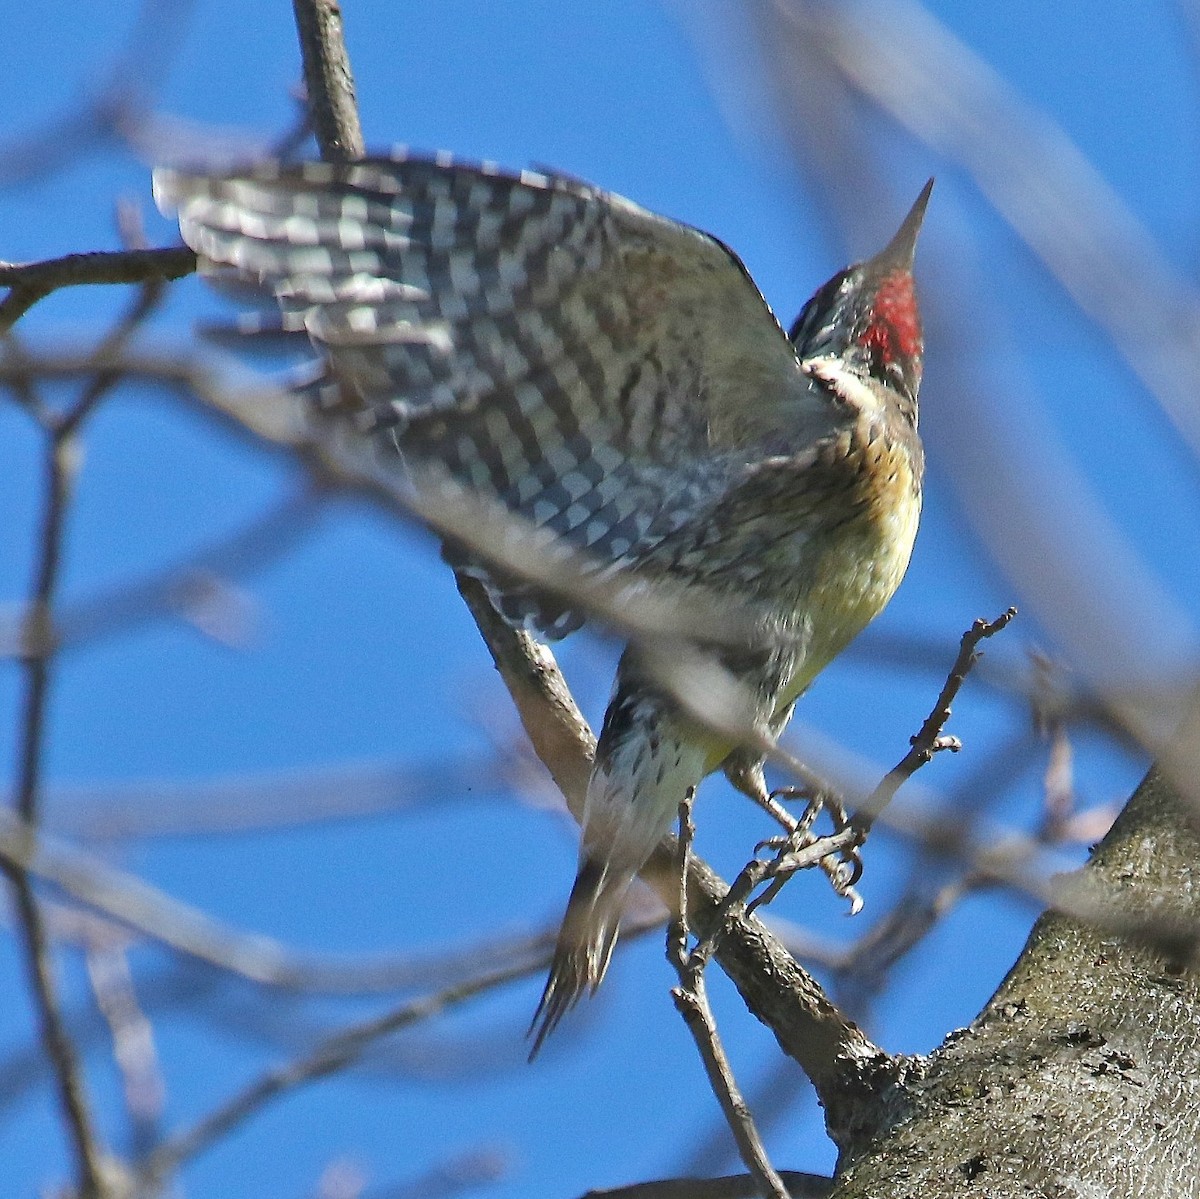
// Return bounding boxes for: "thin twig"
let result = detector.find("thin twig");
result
[61,204,179,432]
[1,227,194,1195]
[668,792,791,1199]
[673,609,1016,968]
[6,419,106,1194]
[0,350,755,655]
[857,607,1018,833]
[133,956,550,1189]
[667,791,695,975]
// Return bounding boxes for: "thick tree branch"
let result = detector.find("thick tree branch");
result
[454,573,595,807]
[828,756,1200,1193]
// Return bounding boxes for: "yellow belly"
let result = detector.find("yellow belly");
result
[698,467,921,774]
[781,478,921,709]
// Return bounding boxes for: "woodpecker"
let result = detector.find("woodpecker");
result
[156,155,929,1055]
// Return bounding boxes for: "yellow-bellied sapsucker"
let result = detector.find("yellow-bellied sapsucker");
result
[156,154,929,1054]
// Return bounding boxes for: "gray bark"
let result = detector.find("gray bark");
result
[828,766,1200,1197]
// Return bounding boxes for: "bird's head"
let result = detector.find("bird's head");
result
[788,180,932,423]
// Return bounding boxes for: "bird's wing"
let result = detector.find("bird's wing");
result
[156,152,834,635]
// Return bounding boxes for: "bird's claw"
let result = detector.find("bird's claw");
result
[754,786,866,913]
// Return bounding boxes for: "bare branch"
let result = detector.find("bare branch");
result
[133,956,551,1189]
[454,573,596,810]
[5,409,106,1193]
[641,611,1017,931]
[0,247,196,333]
[291,0,365,161]
[856,607,1018,832]
[668,793,791,1199]
[59,213,181,430]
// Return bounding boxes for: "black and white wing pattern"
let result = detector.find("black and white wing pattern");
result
[155,152,835,635]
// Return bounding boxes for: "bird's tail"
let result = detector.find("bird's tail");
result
[527,854,629,1059]
[528,677,711,1058]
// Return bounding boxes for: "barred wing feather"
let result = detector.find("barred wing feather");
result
[156,153,833,635]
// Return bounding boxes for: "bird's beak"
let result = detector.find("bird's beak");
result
[874,178,934,271]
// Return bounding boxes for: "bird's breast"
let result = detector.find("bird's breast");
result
[777,415,922,706]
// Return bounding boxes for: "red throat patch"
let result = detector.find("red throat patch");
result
[859,269,921,364]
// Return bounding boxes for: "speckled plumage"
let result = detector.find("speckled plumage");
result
[156,154,929,1054]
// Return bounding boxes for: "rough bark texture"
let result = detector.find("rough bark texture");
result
[828,766,1200,1197]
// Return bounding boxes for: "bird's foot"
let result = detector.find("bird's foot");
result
[749,787,865,914]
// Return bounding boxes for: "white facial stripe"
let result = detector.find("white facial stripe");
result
[800,357,886,418]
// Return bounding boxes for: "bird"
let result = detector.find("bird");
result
[155,152,929,1056]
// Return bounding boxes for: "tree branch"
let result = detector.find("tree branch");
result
[5,416,106,1195]
[857,608,1017,832]
[133,955,548,1190]
[669,794,791,1199]
[291,0,364,161]
[0,247,196,333]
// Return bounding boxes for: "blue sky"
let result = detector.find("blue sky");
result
[2,2,1197,1196]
